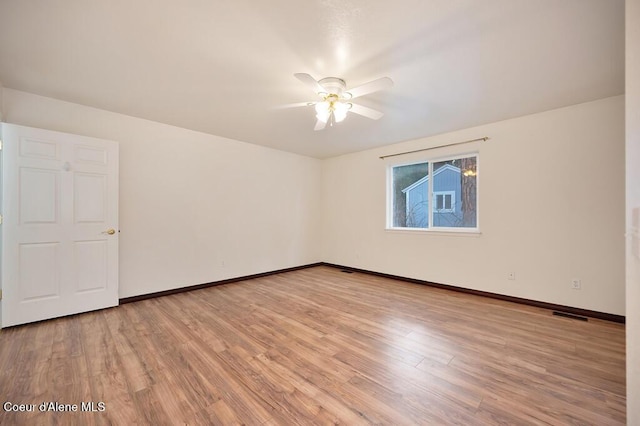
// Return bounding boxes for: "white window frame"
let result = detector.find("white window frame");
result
[386,152,479,233]
[433,191,455,213]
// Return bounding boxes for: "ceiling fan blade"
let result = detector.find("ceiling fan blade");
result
[314,119,327,131]
[272,102,314,110]
[346,77,393,99]
[294,73,325,95]
[349,103,384,120]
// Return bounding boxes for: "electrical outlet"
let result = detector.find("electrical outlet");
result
[571,279,581,290]
[508,272,516,280]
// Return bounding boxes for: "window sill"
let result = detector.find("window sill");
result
[385,227,482,237]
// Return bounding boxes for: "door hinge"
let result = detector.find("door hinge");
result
[0,138,3,150]
[0,290,3,300]
[0,214,3,225]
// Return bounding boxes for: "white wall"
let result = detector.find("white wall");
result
[0,81,3,324]
[626,0,640,421]
[0,81,4,121]
[2,88,322,298]
[321,96,625,315]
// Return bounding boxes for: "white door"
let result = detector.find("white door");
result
[1,123,119,327]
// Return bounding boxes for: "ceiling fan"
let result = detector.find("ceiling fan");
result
[286,73,393,131]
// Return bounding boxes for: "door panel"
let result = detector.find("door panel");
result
[74,173,106,223]
[19,242,60,300]
[74,240,107,293]
[19,137,59,159]
[75,145,107,164]
[19,168,59,224]
[1,123,119,327]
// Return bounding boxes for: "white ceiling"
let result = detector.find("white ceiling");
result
[0,0,624,158]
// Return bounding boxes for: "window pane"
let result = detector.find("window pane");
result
[392,162,429,228]
[432,157,477,228]
[444,194,452,210]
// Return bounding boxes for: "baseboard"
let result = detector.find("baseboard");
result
[119,262,324,304]
[320,263,625,324]
[119,261,625,324]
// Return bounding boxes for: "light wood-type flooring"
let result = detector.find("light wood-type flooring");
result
[0,266,626,425]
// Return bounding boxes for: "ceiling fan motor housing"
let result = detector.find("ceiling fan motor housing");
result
[318,77,348,97]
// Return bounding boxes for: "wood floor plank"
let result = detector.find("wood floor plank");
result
[204,398,246,425]
[253,351,370,426]
[181,339,275,424]
[0,265,626,425]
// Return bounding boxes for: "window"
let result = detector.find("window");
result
[388,154,478,230]
[434,191,455,213]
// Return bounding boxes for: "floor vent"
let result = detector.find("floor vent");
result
[341,270,354,274]
[552,311,588,321]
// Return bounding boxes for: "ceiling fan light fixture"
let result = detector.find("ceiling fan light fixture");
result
[315,98,351,123]
[333,110,347,123]
[333,102,350,122]
[315,100,329,114]
[315,101,330,123]
[316,112,330,123]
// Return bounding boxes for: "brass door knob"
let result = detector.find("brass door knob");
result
[102,228,116,235]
